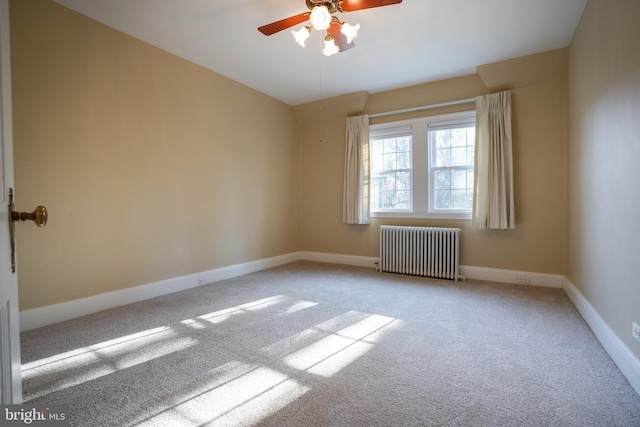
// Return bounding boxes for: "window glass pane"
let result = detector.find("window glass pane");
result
[430,126,475,167]
[467,170,474,189]
[383,153,397,170]
[451,189,467,209]
[435,169,450,190]
[383,138,397,153]
[370,134,412,211]
[370,140,384,171]
[397,151,411,169]
[396,171,411,190]
[371,139,383,155]
[429,120,475,212]
[382,191,396,209]
[435,147,450,167]
[435,131,450,149]
[452,169,467,189]
[435,190,450,209]
[371,176,382,208]
[450,129,468,147]
[383,173,396,191]
[466,146,475,164]
[371,148,383,171]
[396,191,410,209]
[370,171,413,210]
[397,136,411,152]
[451,147,467,166]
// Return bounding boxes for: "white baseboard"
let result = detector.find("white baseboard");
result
[14,251,582,332]
[300,253,564,288]
[18,250,640,398]
[562,277,640,396]
[19,252,302,332]
[460,265,564,288]
[300,251,378,268]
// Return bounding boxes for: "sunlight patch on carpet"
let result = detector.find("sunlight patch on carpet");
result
[179,318,208,330]
[197,295,287,324]
[283,300,318,314]
[285,334,374,377]
[262,311,404,377]
[21,327,198,401]
[129,362,309,426]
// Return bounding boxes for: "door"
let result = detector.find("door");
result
[0,0,22,404]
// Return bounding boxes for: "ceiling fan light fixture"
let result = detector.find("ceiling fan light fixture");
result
[341,22,360,43]
[322,35,340,56]
[310,6,332,31]
[259,0,404,55]
[292,26,311,47]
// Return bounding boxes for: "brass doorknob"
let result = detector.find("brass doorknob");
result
[12,205,48,227]
[7,188,48,273]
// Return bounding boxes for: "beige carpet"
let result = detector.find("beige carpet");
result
[20,261,640,426]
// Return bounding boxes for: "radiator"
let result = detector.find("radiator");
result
[380,226,462,281]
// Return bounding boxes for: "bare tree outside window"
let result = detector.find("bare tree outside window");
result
[369,111,475,219]
[370,135,412,210]
[430,126,475,210]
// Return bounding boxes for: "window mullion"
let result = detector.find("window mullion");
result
[412,122,428,213]
[369,111,475,218]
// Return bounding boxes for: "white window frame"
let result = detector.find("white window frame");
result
[369,110,475,220]
[368,125,413,214]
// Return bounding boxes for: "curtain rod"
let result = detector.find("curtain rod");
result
[369,97,476,119]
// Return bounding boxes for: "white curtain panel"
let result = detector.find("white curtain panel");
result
[472,91,515,229]
[343,114,370,224]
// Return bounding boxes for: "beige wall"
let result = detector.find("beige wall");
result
[9,0,639,386]
[297,50,568,274]
[10,0,575,315]
[567,0,640,358]
[10,0,300,310]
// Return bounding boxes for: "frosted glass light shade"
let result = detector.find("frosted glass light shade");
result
[341,22,360,43]
[292,26,311,47]
[310,6,332,31]
[322,37,339,56]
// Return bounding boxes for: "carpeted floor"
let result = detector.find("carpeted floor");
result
[20,261,640,426]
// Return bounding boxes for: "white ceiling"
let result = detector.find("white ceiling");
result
[51,0,587,106]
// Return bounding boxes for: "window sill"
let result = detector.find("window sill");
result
[370,211,472,220]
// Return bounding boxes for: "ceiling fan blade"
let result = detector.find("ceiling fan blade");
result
[339,0,402,12]
[258,12,311,36]
[327,22,354,53]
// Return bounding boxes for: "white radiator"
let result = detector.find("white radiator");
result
[380,226,462,281]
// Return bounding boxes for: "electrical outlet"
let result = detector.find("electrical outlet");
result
[516,275,531,284]
[197,277,207,286]
[633,322,640,342]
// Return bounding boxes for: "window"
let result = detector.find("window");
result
[370,111,476,219]
[370,125,412,211]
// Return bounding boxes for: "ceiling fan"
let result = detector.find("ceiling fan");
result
[258,0,403,56]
